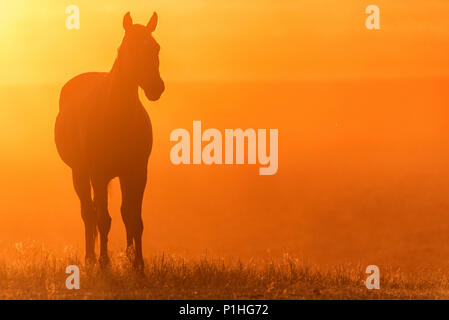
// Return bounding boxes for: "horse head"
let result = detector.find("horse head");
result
[120,12,165,101]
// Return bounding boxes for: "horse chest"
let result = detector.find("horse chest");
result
[83,106,152,167]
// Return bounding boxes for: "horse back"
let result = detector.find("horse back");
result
[59,72,107,113]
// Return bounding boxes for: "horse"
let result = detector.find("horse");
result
[54,12,165,270]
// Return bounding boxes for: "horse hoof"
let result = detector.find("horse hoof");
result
[133,260,145,275]
[126,246,136,262]
[99,255,111,269]
[85,255,97,266]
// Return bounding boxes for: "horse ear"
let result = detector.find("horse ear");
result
[123,12,133,31]
[147,12,158,32]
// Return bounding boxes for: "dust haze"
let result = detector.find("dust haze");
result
[1,78,449,272]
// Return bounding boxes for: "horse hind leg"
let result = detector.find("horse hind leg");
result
[72,170,97,264]
[91,176,112,268]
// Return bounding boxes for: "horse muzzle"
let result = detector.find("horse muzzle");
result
[144,80,165,101]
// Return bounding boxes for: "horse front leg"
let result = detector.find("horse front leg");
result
[92,175,112,268]
[119,164,147,272]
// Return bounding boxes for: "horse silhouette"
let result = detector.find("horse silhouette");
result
[54,12,165,270]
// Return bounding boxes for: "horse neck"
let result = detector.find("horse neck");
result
[107,53,139,107]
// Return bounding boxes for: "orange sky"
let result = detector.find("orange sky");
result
[1,1,449,270]
[1,0,449,84]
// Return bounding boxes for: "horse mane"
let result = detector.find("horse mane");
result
[110,38,127,74]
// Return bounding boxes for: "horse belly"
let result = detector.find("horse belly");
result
[89,111,153,175]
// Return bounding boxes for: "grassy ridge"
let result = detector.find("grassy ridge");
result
[0,241,446,299]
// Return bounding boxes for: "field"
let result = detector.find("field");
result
[0,241,446,300]
[2,79,449,299]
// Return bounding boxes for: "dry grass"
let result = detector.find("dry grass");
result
[0,241,447,299]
